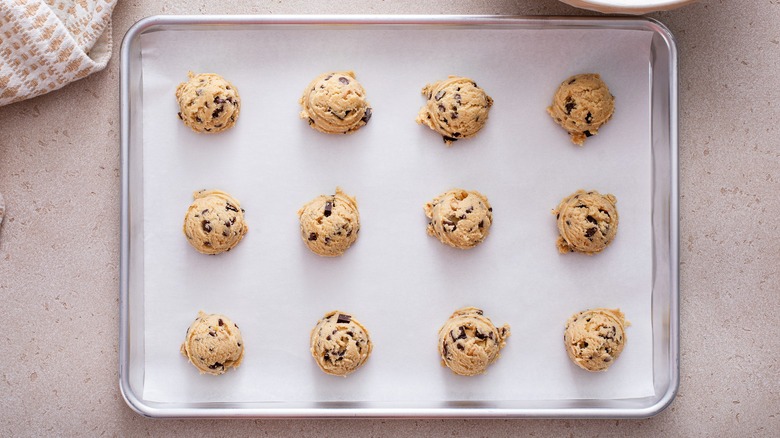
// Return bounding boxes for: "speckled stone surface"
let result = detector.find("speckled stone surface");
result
[0,0,778,435]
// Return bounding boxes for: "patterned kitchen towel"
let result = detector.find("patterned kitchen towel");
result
[0,0,117,106]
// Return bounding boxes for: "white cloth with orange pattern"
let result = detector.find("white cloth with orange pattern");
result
[0,0,117,106]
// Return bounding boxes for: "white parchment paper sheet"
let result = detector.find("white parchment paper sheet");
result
[140,25,655,403]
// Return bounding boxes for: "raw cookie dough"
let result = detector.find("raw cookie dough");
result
[310,311,373,376]
[180,311,244,375]
[415,76,493,146]
[564,308,629,372]
[298,187,360,257]
[183,190,248,255]
[176,71,241,133]
[546,73,615,146]
[299,71,372,134]
[424,188,493,249]
[438,307,510,376]
[552,189,618,255]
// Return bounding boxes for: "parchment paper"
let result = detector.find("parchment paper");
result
[140,24,656,403]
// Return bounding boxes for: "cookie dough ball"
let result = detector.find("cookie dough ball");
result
[424,188,493,249]
[546,73,614,146]
[310,311,373,376]
[438,307,510,376]
[183,190,248,255]
[299,71,372,134]
[564,308,628,372]
[176,71,240,133]
[553,189,618,255]
[297,187,360,257]
[415,76,493,146]
[180,311,244,375]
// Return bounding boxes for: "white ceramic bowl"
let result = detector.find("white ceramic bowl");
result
[560,0,699,14]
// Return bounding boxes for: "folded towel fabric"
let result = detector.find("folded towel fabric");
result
[0,0,117,106]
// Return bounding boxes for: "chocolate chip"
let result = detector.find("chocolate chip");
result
[326,335,331,341]
[324,237,331,244]
[362,107,372,124]
[584,130,593,137]
[488,207,492,212]
[565,101,576,114]
[212,107,223,118]
[214,97,225,104]
[338,77,350,85]
[337,314,352,324]
[209,331,216,337]
[442,136,458,143]
[586,215,597,224]
[452,132,461,137]
[204,242,211,247]
[324,74,333,81]
[454,93,461,102]
[308,117,314,125]
[223,220,231,228]
[230,217,236,224]
[204,128,211,132]
[460,214,466,219]
[465,207,473,214]
[456,344,464,350]
[438,104,445,112]
[222,231,228,237]
[346,230,352,237]
[435,90,446,101]
[218,319,223,326]
[195,116,202,123]
[177,112,183,120]
[324,201,332,217]
[214,124,222,128]
[451,112,458,119]
[585,112,593,124]
[202,209,209,214]
[308,232,317,241]
[237,342,241,347]
[585,227,597,238]
[478,220,484,228]
[225,202,239,212]
[324,353,330,361]
[568,78,576,85]
[604,357,612,362]
[475,330,486,340]
[202,220,212,233]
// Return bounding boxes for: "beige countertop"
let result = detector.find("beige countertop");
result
[1,0,778,435]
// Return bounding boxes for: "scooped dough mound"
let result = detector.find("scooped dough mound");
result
[438,307,510,376]
[299,71,372,134]
[564,308,628,372]
[310,311,373,376]
[552,189,618,255]
[298,187,360,257]
[416,76,493,145]
[180,311,244,375]
[547,73,614,145]
[183,190,248,255]
[424,188,493,249]
[176,71,240,133]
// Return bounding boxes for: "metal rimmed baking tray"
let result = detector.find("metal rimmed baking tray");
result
[119,15,679,418]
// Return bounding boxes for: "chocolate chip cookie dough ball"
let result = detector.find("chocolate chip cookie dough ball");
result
[297,187,360,257]
[183,190,248,255]
[424,188,493,249]
[553,189,618,255]
[299,71,372,134]
[180,311,244,375]
[310,311,373,377]
[415,76,493,146]
[176,71,240,133]
[564,308,628,372]
[438,307,510,376]
[547,73,614,146]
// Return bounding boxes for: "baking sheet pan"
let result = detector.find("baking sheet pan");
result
[119,15,679,418]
